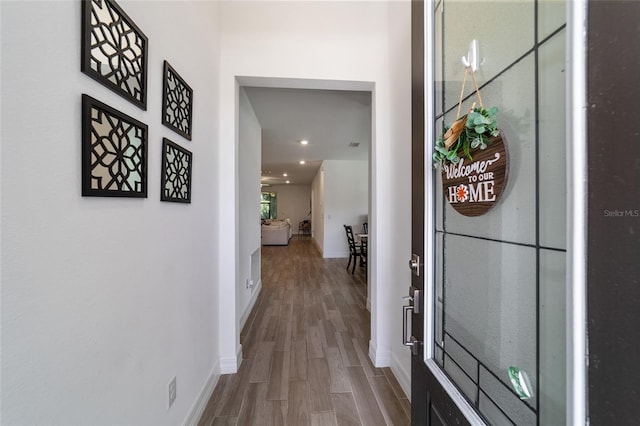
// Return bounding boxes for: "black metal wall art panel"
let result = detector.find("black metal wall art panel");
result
[81,0,148,110]
[82,94,148,197]
[162,61,193,140]
[161,138,192,203]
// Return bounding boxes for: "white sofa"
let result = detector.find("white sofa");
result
[261,219,292,245]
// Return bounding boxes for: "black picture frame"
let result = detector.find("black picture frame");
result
[82,94,148,197]
[162,61,193,140]
[81,0,148,110]
[160,138,193,203]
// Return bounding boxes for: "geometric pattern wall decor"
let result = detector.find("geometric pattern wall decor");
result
[81,0,148,110]
[162,61,193,140]
[82,94,148,197]
[160,138,192,203]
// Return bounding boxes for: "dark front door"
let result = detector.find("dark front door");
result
[586,1,640,424]
[410,0,568,424]
[409,1,470,424]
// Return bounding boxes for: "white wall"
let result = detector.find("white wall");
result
[1,1,221,424]
[268,184,311,233]
[237,88,262,332]
[218,0,412,396]
[386,0,413,397]
[322,160,369,258]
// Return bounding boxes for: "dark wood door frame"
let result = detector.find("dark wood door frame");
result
[586,1,640,424]
[411,1,471,424]
[410,1,426,423]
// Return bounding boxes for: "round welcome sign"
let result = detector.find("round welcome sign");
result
[441,133,509,217]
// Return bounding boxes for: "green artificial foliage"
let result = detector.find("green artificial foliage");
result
[433,106,499,167]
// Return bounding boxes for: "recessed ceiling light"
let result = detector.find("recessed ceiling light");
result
[300,140,309,145]
[299,160,305,165]
[283,173,288,177]
[286,180,290,184]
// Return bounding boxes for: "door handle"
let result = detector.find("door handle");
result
[402,305,418,355]
[404,286,421,314]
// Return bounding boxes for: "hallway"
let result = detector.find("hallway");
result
[198,237,410,425]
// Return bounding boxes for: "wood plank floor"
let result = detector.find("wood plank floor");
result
[198,236,410,426]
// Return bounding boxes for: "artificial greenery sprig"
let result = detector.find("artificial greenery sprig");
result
[433,106,500,167]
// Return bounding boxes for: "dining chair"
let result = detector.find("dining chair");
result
[298,220,311,236]
[343,225,362,274]
[360,235,367,271]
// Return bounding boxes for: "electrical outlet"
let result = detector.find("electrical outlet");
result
[168,376,177,408]
[246,279,254,289]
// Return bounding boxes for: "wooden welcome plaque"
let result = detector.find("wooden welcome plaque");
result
[441,133,509,217]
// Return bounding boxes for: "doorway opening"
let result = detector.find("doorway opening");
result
[236,76,375,367]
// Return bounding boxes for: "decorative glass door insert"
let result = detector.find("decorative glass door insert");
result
[431,1,567,424]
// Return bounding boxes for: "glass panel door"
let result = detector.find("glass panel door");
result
[431,1,567,424]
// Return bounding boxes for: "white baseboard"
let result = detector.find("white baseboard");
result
[312,238,323,256]
[323,251,350,259]
[219,343,243,374]
[390,351,411,399]
[239,279,262,330]
[368,339,390,367]
[183,364,220,425]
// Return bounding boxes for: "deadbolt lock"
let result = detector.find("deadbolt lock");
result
[409,253,420,276]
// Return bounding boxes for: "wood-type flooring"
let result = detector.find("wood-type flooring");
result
[198,236,410,426]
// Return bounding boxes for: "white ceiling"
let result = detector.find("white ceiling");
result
[243,86,372,186]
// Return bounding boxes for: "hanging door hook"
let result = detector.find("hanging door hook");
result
[461,39,479,72]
